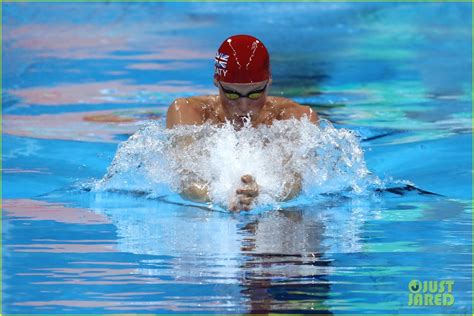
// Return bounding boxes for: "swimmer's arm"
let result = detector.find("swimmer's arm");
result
[180,181,211,203]
[167,134,211,202]
[280,173,303,201]
[166,98,205,128]
[166,99,210,201]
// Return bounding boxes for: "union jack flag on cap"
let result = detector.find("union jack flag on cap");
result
[215,52,229,69]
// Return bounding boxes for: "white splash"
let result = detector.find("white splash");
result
[94,118,380,209]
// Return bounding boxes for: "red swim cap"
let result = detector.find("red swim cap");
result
[214,34,270,84]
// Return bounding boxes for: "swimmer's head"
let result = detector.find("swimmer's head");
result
[214,34,270,84]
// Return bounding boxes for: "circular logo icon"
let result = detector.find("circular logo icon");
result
[409,280,422,293]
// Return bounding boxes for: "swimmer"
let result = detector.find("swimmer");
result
[166,34,318,211]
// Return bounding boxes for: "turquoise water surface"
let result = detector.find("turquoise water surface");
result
[2,2,472,314]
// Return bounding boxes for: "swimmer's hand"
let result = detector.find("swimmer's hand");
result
[229,175,259,212]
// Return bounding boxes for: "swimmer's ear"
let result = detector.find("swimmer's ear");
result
[268,76,272,86]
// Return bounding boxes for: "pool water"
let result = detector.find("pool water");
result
[3,2,472,314]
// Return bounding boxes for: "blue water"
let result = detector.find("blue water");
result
[2,2,472,314]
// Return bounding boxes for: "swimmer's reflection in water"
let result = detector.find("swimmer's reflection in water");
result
[240,208,333,314]
[166,35,318,211]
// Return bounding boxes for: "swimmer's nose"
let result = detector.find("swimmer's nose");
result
[236,98,252,112]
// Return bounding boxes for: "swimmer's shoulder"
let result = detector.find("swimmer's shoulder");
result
[267,96,318,123]
[166,97,206,128]
[166,96,221,128]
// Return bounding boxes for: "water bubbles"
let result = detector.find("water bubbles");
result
[94,118,379,209]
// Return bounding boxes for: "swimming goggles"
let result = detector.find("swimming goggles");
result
[219,82,267,100]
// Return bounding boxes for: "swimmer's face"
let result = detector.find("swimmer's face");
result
[215,79,270,125]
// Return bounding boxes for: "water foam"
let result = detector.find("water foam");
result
[94,118,380,209]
